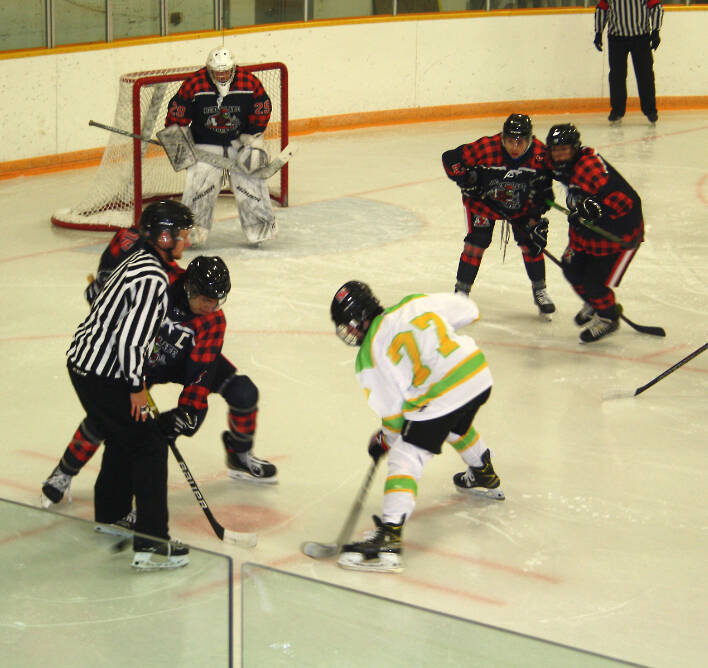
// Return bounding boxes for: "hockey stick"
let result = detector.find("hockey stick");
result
[145,390,257,547]
[545,199,634,249]
[301,458,379,559]
[604,341,708,399]
[88,119,294,180]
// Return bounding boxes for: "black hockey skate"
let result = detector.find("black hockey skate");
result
[223,432,278,484]
[532,284,555,319]
[579,313,620,343]
[41,465,73,507]
[132,537,189,571]
[574,303,595,326]
[453,450,505,500]
[338,515,404,573]
[94,510,136,538]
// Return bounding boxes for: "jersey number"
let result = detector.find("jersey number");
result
[387,313,459,387]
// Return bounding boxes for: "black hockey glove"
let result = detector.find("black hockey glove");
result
[368,430,390,464]
[593,32,603,52]
[649,30,660,50]
[157,407,197,440]
[456,166,482,197]
[524,217,549,257]
[579,197,603,221]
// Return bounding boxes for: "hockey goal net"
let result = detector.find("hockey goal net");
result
[51,62,288,231]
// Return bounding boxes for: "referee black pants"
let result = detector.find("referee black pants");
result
[608,34,657,118]
[68,365,170,543]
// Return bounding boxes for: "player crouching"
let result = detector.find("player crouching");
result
[330,281,504,573]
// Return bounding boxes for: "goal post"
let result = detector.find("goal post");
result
[51,62,289,231]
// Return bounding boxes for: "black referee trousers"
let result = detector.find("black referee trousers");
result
[68,364,170,543]
[608,34,657,117]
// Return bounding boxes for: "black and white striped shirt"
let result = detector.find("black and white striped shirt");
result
[595,0,664,37]
[67,248,169,391]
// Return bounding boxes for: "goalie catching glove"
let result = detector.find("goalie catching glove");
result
[368,430,390,463]
[157,406,198,440]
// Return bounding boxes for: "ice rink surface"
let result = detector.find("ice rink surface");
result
[1,111,706,666]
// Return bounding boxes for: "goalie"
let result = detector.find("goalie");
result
[165,46,276,245]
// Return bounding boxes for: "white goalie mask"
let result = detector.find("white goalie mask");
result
[206,46,235,89]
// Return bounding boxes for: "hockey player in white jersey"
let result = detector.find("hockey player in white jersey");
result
[330,281,504,573]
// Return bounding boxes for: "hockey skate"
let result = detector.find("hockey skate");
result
[40,465,73,507]
[337,515,404,573]
[574,302,595,326]
[94,510,136,538]
[453,450,505,500]
[132,537,189,571]
[532,284,555,320]
[579,312,620,343]
[223,432,278,484]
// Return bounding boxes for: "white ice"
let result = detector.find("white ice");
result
[0,111,706,667]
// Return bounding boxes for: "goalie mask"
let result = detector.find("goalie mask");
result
[546,123,582,169]
[331,281,384,346]
[184,255,231,308]
[206,46,235,88]
[139,200,194,257]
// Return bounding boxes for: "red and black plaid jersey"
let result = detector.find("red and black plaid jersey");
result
[165,66,271,146]
[442,134,551,221]
[550,147,644,255]
[147,278,226,423]
[85,228,182,303]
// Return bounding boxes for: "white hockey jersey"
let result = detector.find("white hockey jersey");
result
[355,293,492,438]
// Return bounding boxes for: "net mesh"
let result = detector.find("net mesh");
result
[51,63,288,231]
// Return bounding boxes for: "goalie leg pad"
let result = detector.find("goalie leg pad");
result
[183,145,224,245]
[227,169,277,243]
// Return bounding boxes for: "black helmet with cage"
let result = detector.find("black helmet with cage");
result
[502,113,533,143]
[546,123,582,169]
[185,256,231,305]
[138,200,194,255]
[330,281,384,346]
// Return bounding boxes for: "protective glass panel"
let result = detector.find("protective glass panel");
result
[242,563,646,667]
[113,0,161,39]
[1,497,233,668]
[0,0,46,50]
[55,0,106,46]
[167,0,216,34]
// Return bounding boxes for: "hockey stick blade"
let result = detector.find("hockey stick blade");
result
[619,315,666,337]
[222,529,258,548]
[300,540,338,559]
[602,388,638,401]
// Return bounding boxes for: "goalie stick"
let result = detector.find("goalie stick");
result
[301,458,380,559]
[88,119,295,180]
[145,390,258,548]
[604,341,708,400]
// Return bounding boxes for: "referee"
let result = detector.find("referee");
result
[594,0,664,124]
[66,200,194,570]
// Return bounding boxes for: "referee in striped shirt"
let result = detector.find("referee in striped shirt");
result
[67,200,193,566]
[594,0,664,124]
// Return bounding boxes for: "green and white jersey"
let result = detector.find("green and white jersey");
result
[355,293,492,437]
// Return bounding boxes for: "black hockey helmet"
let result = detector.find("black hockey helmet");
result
[185,255,231,304]
[502,113,533,142]
[331,281,384,346]
[546,123,582,168]
[138,200,194,251]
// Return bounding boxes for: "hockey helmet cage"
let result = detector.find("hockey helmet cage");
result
[206,46,235,86]
[185,255,231,303]
[138,200,194,250]
[502,113,533,141]
[546,123,582,168]
[331,281,384,346]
